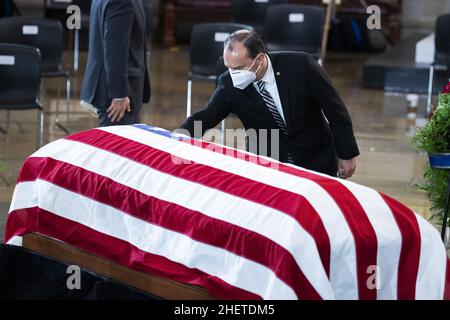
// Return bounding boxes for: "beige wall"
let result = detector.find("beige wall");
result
[14,0,43,9]
[402,0,450,33]
[10,0,449,38]
[13,0,44,16]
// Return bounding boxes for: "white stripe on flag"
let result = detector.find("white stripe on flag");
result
[415,214,448,299]
[6,236,23,247]
[31,138,335,299]
[9,180,37,213]
[339,180,402,299]
[100,125,359,299]
[10,180,298,300]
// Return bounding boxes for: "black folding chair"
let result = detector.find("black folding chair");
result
[427,14,450,109]
[187,22,253,144]
[0,43,44,148]
[231,0,288,34]
[0,17,72,133]
[72,0,91,72]
[264,4,324,64]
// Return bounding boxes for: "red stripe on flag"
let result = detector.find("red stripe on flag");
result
[182,135,425,299]
[293,171,378,300]
[6,207,259,300]
[66,130,332,278]
[17,156,322,299]
[380,194,420,300]
[5,207,38,243]
[180,135,379,299]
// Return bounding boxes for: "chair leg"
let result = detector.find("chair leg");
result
[37,109,44,148]
[441,175,450,242]
[74,29,79,72]
[0,110,10,134]
[55,77,70,134]
[186,79,192,117]
[427,64,435,111]
[6,110,10,133]
[221,119,226,145]
[55,78,62,121]
[66,77,71,124]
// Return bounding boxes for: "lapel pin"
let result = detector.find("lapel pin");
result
[276,72,281,76]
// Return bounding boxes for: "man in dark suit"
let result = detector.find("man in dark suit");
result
[179,30,359,178]
[81,0,151,126]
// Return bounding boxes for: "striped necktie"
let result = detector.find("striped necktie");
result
[256,81,294,164]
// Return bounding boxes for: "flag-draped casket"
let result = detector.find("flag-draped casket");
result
[5,124,450,300]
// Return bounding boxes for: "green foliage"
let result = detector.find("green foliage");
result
[411,92,450,226]
[416,166,449,224]
[411,94,450,154]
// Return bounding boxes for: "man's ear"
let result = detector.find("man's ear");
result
[256,53,265,64]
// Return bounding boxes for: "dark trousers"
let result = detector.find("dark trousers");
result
[1,0,13,17]
[97,107,141,127]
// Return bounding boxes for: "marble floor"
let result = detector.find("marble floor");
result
[0,46,437,242]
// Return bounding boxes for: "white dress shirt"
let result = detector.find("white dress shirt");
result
[253,54,286,124]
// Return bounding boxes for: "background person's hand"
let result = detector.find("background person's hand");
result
[338,158,357,179]
[107,97,131,123]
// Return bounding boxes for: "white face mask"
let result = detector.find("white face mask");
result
[229,54,262,90]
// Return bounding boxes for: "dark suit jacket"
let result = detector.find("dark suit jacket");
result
[180,52,359,176]
[81,0,150,111]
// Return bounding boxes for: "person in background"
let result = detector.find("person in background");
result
[81,0,151,127]
[0,0,14,17]
[179,30,359,178]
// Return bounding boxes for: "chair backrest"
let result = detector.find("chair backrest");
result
[435,13,450,64]
[264,4,324,55]
[190,22,254,77]
[0,43,41,106]
[231,0,288,27]
[0,17,63,73]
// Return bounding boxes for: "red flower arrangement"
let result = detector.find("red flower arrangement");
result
[429,80,450,119]
[442,81,450,95]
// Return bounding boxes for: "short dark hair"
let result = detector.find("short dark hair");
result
[224,30,266,59]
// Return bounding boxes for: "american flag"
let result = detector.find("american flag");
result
[5,124,450,300]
